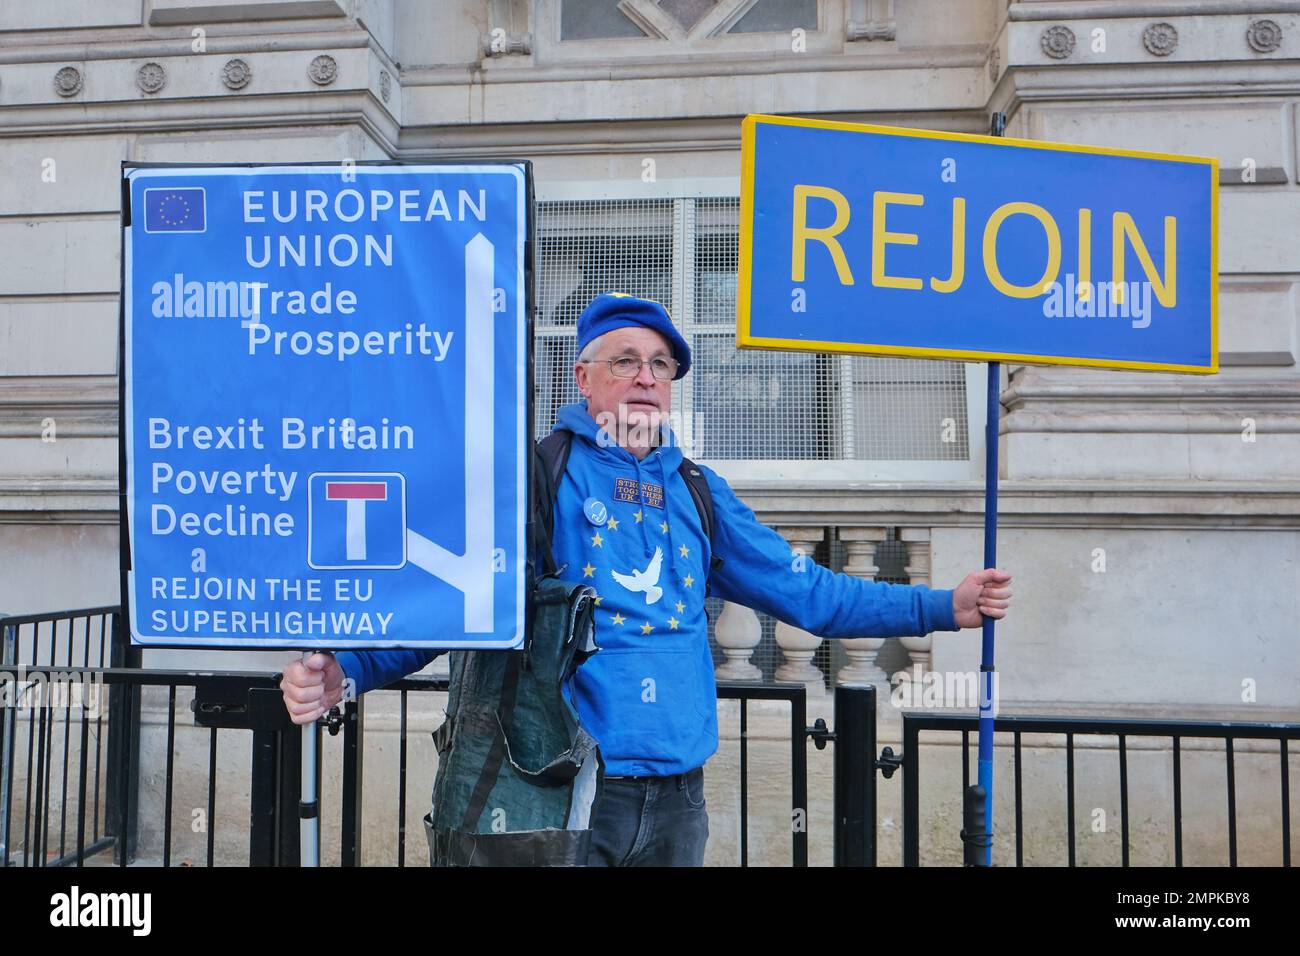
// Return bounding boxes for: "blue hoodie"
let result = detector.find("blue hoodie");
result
[336,400,958,776]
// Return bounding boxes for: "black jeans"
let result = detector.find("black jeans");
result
[585,767,709,866]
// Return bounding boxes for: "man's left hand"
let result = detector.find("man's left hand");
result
[952,568,1013,629]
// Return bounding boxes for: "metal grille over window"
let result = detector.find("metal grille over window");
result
[534,196,969,463]
[534,199,674,439]
[848,357,970,460]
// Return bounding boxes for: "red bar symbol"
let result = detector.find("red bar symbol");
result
[326,482,387,501]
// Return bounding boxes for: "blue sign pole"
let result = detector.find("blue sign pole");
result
[977,360,1000,865]
[973,113,1007,868]
[973,357,1000,866]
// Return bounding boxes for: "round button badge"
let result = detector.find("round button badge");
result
[583,497,608,526]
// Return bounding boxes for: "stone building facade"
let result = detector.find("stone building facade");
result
[1,1,1296,865]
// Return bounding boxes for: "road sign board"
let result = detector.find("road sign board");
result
[121,162,530,649]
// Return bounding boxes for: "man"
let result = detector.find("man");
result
[282,292,1013,866]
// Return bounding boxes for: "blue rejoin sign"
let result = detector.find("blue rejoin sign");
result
[738,115,1218,374]
[122,163,529,649]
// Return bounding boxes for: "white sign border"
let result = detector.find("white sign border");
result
[123,164,528,650]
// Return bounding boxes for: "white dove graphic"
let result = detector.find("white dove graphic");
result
[611,547,664,605]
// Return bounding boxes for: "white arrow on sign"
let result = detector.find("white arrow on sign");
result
[404,232,497,633]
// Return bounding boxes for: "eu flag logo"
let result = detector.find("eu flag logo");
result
[143,187,206,233]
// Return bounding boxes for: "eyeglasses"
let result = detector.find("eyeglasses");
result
[584,356,678,381]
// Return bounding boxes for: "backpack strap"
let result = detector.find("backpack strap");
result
[535,430,573,551]
[677,457,723,575]
[529,431,572,578]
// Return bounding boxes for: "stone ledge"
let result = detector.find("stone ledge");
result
[148,1,348,27]
[5,478,1300,527]
[0,26,368,65]
[1003,372,1300,410]
[1009,1,1300,21]
[725,479,1300,527]
[401,48,989,86]
[1002,412,1300,433]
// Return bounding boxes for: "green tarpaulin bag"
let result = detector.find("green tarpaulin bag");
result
[422,443,602,866]
[422,577,600,866]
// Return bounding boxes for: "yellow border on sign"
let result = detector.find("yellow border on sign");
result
[736,113,1220,375]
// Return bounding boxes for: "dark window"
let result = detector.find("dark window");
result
[561,0,650,40]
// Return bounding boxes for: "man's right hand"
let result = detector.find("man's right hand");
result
[281,652,346,725]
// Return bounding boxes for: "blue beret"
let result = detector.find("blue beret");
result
[576,293,691,380]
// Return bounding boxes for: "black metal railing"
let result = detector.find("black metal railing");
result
[901,713,1299,867]
[2,606,820,866]
[2,660,298,867]
[726,681,809,867]
[1,607,132,867]
[13,607,1292,868]
[341,675,812,866]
